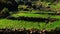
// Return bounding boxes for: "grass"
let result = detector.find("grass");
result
[0,19,46,30]
[0,1,60,31]
[50,15,60,19]
[11,13,60,19]
[11,13,49,18]
[1,7,60,30]
[10,12,60,30]
[0,19,60,31]
[46,20,60,30]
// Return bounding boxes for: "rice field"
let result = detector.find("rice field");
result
[11,13,49,18]
[0,19,60,31]
[0,10,60,31]
[11,13,60,19]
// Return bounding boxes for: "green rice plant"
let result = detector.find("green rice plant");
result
[45,20,60,30]
[11,13,49,18]
[0,19,60,31]
[50,15,60,19]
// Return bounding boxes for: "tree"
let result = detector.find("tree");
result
[0,0,18,12]
[0,8,10,18]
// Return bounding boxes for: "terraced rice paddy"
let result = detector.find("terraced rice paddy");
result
[0,13,60,31]
[11,13,60,19]
[0,19,60,31]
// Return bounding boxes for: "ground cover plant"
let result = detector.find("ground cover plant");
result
[0,0,60,34]
[0,18,60,31]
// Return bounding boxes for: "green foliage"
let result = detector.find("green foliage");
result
[44,0,56,2]
[46,20,60,30]
[11,13,49,18]
[0,18,60,31]
[0,19,45,29]
[0,8,9,16]
[2,8,9,12]
[50,3,60,11]
[0,0,60,31]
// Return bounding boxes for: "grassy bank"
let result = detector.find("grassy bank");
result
[12,13,60,19]
[0,18,60,31]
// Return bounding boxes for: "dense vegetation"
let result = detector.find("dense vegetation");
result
[0,0,60,34]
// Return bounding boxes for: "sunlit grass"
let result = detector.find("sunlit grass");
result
[46,20,60,30]
[11,13,49,18]
[11,13,60,19]
[50,15,60,19]
[0,19,60,31]
[0,19,46,29]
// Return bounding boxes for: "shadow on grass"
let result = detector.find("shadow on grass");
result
[6,16,57,23]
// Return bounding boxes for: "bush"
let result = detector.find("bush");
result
[0,8,10,18]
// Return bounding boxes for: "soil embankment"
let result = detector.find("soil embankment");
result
[0,28,60,34]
